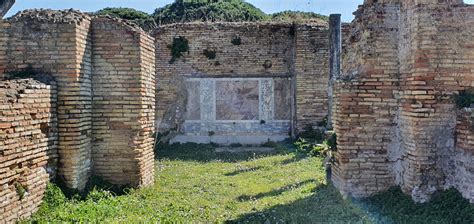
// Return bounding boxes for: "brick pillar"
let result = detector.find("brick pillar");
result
[332,1,400,198]
[4,10,93,190]
[91,17,155,187]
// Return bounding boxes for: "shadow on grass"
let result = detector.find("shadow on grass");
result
[236,179,316,202]
[356,187,474,224]
[277,152,308,165]
[227,184,369,223]
[54,176,132,200]
[155,143,292,163]
[224,166,265,176]
[228,185,474,224]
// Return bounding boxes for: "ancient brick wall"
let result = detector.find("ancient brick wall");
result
[453,108,473,202]
[331,1,401,198]
[0,12,158,222]
[294,25,329,130]
[0,10,157,221]
[1,10,93,190]
[0,78,57,222]
[154,22,329,141]
[397,0,473,202]
[91,17,155,187]
[333,0,474,202]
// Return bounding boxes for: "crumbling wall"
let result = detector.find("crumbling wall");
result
[452,108,474,203]
[333,0,474,202]
[0,78,57,222]
[397,0,474,202]
[0,10,157,222]
[2,10,93,190]
[91,17,155,187]
[154,22,329,140]
[332,0,401,197]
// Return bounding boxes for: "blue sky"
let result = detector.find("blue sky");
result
[5,0,474,22]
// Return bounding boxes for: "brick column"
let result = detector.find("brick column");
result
[91,17,155,187]
[4,10,93,190]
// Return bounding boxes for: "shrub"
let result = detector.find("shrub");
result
[308,144,328,157]
[294,138,311,153]
[270,10,328,23]
[153,0,267,25]
[95,7,157,31]
[42,183,67,207]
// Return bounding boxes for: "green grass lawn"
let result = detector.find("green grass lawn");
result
[26,143,473,223]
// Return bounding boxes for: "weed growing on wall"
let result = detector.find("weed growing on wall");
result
[454,90,474,108]
[168,36,189,64]
[15,182,27,200]
[231,36,242,45]
[202,49,217,59]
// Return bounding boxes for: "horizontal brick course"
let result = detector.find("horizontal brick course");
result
[0,78,57,222]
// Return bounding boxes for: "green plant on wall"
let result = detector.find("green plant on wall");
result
[202,49,216,60]
[168,36,189,64]
[231,36,241,45]
[454,90,474,108]
[15,182,27,200]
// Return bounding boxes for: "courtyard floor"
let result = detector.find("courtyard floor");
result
[27,143,473,223]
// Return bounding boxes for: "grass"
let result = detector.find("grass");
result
[26,143,473,223]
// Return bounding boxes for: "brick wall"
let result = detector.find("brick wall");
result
[2,10,93,190]
[154,22,329,136]
[0,10,157,221]
[331,1,400,198]
[294,25,329,130]
[91,17,155,187]
[0,78,57,222]
[453,108,473,203]
[333,0,474,202]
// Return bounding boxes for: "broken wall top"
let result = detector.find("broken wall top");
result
[154,21,329,34]
[6,9,150,35]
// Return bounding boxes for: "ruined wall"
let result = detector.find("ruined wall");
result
[0,78,57,222]
[453,108,474,202]
[154,22,329,142]
[332,0,401,197]
[91,17,155,186]
[333,0,474,202]
[2,10,93,189]
[0,10,157,221]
